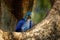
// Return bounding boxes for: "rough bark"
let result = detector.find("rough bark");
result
[0,0,60,40]
[1,0,17,32]
[50,0,55,7]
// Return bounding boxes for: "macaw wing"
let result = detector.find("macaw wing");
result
[21,19,33,31]
[21,19,32,31]
[15,19,25,32]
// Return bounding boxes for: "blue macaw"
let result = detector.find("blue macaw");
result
[15,11,33,32]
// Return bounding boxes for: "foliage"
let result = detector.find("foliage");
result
[31,0,51,24]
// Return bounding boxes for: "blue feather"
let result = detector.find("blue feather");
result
[21,19,33,31]
[15,19,26,32]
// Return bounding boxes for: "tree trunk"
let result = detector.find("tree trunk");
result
[50,0,55,7]
[0,0,60,40]
[1,0,17,32]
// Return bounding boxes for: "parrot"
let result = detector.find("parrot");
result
[15,11,33,32]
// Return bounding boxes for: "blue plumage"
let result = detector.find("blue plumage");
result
[21,19,33,31]
[15,19,26,32]
[15,11,33,32]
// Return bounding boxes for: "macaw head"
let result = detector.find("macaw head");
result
[23,11,32,21]
[26,11,32,16]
